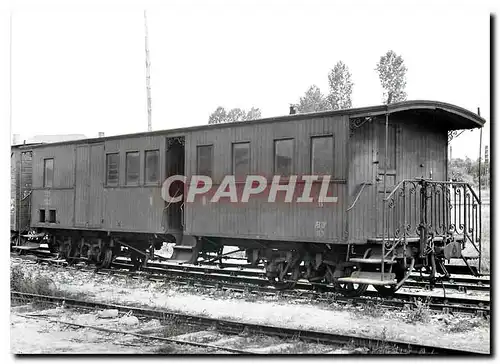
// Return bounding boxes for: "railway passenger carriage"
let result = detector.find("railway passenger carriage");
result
[11,100,485,295]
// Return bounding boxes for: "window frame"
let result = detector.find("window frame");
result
[310,134,335,175]
[273,138,295,176]
[105,152,120,187]
[144,149,160,185]
[48,209,56,223]
[39,209,46,223]
[43,158,54,188]
[232,142,251,181]
[125,151,141,186]
[196,144,214,178]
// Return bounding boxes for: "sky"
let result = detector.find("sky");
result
[5,0,495,159]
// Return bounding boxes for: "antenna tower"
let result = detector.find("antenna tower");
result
[144,10,152,132]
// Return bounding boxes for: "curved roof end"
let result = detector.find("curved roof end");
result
[351,100,485,130]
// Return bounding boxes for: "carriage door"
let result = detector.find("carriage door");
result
[165,137,185,233]
[376,121,397,236]
[74,144,104,228]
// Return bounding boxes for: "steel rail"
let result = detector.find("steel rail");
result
[12,252,490,314]
[11,291,485,355]
[14,312,252,354]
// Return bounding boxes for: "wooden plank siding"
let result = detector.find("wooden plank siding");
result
[347,119,377,243]
[26,106,451,244]
[74,145,90,227]
[184,115,349,243]
[346,113,449,242]
[31,145,76,229]
[10,151,20,230]
[10,149,34,232]
[100,135,167,233]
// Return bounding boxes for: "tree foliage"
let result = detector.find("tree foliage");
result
[296,85,330,113]
[375,50,408,104]
[327,61,353,110]
[208,106,262,124]
[449,157,489,188]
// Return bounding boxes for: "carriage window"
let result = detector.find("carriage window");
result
[274,139,294,175]
[43,158,54,187]
[126,151,140,185]
[145,150,159,183]
[49,209,56,223]
[106,153,119,186]
[197,145,213,177]
[232,142,250,179]
[311,135,334,175]
[39,209,46,223]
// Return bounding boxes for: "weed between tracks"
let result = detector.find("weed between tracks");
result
[354,301,386,318]
[404,300,431,324]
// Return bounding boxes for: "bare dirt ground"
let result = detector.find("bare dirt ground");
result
[10,260,490,354]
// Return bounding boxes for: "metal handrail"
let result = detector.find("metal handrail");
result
[346,182,372,211]
[381,179,482,266]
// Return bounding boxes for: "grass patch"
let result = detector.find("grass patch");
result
[354,301,385,318]
[11,264,62,297]
[404,300,431,324]
[442,316,489,333]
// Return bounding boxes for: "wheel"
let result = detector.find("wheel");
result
[330,267,369,297]
[61,240,77,265]
[374,260,407,296]
[95,248,113,269]
[374,259,414,296]
[266,261,301,290]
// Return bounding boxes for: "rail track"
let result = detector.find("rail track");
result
[11,291,485,355]
[11,249,490,315]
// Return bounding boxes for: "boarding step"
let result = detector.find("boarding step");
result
[337,271,396,286]
[171,245,197,263]
[20,233,46,239]
[349,258,396,264]
[173,245,195,251]
[13,246,39,251]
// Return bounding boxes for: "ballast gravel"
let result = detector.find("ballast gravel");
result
[10,259,490,354]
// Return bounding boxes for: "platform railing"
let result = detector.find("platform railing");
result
[382,179,482,269]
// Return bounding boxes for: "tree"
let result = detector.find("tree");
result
[208,106,228,124]
[448,157,490,188]
[296,85,330,113]
[375,50,408,104]
[244,107,262,121]
[327,61,353,110]
[208,106,261,124]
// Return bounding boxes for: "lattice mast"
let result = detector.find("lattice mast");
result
[144,10,152,132]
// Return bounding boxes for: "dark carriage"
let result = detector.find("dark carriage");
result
[18,100,485,295]
[10,143,40,247]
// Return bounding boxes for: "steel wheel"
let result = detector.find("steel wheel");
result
[266,261,301,290]
[62,240,77,265]
[95,248,113,269]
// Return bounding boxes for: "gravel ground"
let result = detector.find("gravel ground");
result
[10,259,490,354]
